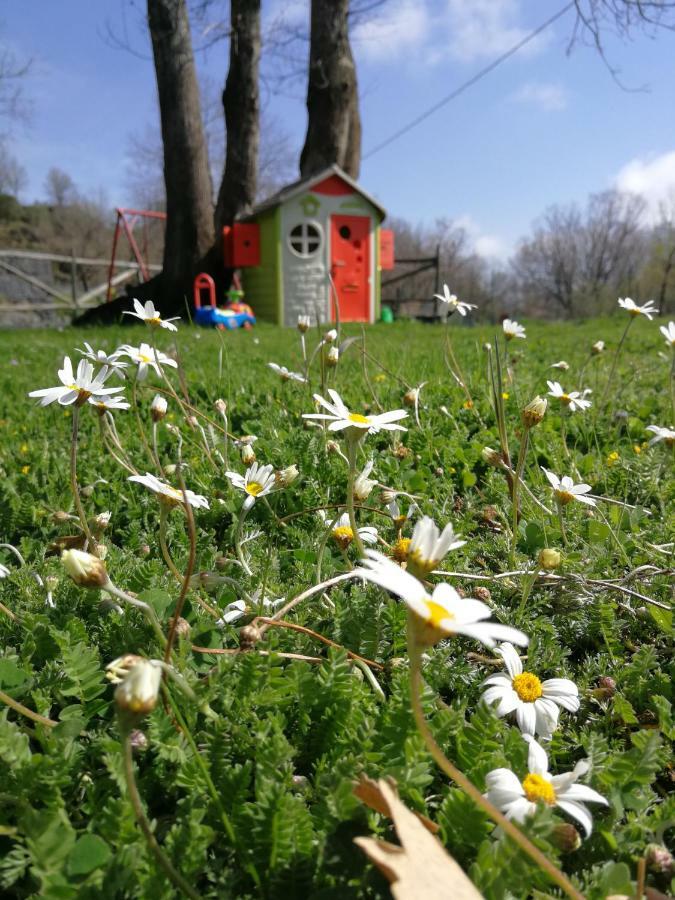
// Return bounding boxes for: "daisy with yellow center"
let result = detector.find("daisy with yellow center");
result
[355,551,528,651]
[546,381,592,413]
[302,389,407,440]
[226,461,276,511]
[117,343,179,380]
[128,473,210,509]
[541,468,596,508]
[406,515,466,578]
[28,356,124,407]
[392,537,411,562]
[482,642,579,739]
[485,735,607,836]
[318,511,378,551]
[123,298,180,331]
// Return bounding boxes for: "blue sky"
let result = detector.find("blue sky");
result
[4,0,675,260]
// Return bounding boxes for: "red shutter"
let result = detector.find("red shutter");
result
[379,229,395,270]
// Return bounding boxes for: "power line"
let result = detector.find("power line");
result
[362,1,575,160]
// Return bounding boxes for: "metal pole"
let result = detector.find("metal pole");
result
[106,212,122,302]
[434,243,441,321]
[70,248,78,310]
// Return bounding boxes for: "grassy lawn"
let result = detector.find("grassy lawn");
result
[0,315,672,899]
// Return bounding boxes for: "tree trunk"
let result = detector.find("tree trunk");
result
[148,0,214,308]
[214,0,261,236]
[300,0,361,179]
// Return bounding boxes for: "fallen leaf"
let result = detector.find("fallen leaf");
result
[354,777,483,899]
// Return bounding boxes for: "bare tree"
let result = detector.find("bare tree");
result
[300,0,361,179]
[44,167,78,207]
[0,42,32,126]
[0,141,27,197]
[581,190,645,306]
[214,0,261,235]
[147,0,214,305]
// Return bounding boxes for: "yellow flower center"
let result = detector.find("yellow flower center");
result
[423,599,454,629]
[629,308,641,316]
[245,481,264,496]
[408,549,436,577]
[560,394,572,405]
[522,773,556,805]
[348,412,370,424]
[392,537,411,562]
[148,316,162,326]
[513,672,543,702]
[332,525,354,550]
[555,489,575,505]
[139,354,153,363]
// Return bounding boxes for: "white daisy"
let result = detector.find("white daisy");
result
[407,515,465,577]
[354,459,377,501]
[117,343,178,380]
[354,550,528,650]
[109,656,163,714]
[303,389,407,438]
[387,497,417,530]
[550,361,569,371]
[77,342,129,378]
[323,328,338,344]
[485,735,607,836]
[503,319,526,340]
[646,425,675,446]
[617,297,657,320]
[268,363,307,383]
[319,511,378,550]
[542,469,596,507]
[591,340,605,354]
[433,284,477,317]
[297,315,311,333]
[660,321,675,347]
[28,357,124,407]
[225,461,276,511]
[546,381,592,413]
[88,394,130,412]
[128,472,209,509]
[215,591,286,626]
[482,642,579,739]
[123,298,180,331]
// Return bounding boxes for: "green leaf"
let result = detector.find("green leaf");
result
[612,694,638,725]
[524,522,545,551]
[66,834,111,876]
[648,603,672,634]
[587,520,611,544]
[138,588,173,616]
[0,658,28,688]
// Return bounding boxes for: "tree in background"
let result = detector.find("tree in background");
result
[147,0,214,307]
[300,0,361,179]
[0,142,26,198]
[44,167,77,207]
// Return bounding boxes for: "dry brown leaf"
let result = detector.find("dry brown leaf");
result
[353,777,484,900]
[354,775,439,835]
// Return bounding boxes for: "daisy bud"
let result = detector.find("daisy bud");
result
[214,398,227,414]
[593,675,616,700]
[482,447,502,467]
[129,729,148,751]
[45,575,59,591]
[151,394,168,422]
[326,346,339,367]
[81,484,95,498]
[164,463,177,475]
[521,396,547,428]
[552,823,581,854]
[354,469,376,501]
[646,844,674,876]
[90,511,111,532]
[380,489,397,504]
[52,510,71,524]
[186,415,198,429]
[323,328,337,344]
[239,624,261,650]
[393,444,410,459]
[276,465,299,487]
[483,342,492,352]
[591,340,605,354]
[95,543,108,560]
[403,390,417,407]
[297,315,311,333]
[168,616,191,639]
[538,548,562,571]
[61,549,109,588]
[326,440,341,454]
[241,443,256,465]
[139,543,151,557]
[114,659,162,716]
[473,586,491,603]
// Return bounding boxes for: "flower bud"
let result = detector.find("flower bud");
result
[186,415,198,429]
[354,466,376,501]
[168,616,191,639]
[151,394,168,422]
[52,510,71,524]
[393,444,410,459]
[326,440,341,454]
[538,548,562,571]
[323,328,337,343]
[646,844,674,876]
[297,315,311,333]
[521,396,547,428]
[139,543,151,557]
[403,389,418,407]
[214,398,227,414]
[241,444,256,465]
[326,346,339,367]
[114,659,162,716]
[61,549,109,588]
[45,575,59,591]
[129,729,148,751]
[591,340,605,354]
[380,489,397,504]
[482,447,502,467]
[276,464,299,487]
[483,342,492,352]
[473,586,491,603]
[239,624,261,650]
[552,823,581,853]
[90,511,111,533]
[594,675,616,699]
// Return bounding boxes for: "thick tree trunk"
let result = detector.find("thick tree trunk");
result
[148,0,214,308]
[300,0,361,179]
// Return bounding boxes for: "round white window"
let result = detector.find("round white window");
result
[288,222,322,258]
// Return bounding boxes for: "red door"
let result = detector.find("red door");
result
[330,215,370,322]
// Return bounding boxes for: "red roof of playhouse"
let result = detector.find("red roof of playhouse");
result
[248,164,387,221]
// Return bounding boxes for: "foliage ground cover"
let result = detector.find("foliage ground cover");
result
[0,314,672,899]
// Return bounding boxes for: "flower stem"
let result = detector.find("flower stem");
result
[235,503,253,576]
[120,726,201,900]
[131,375,156,469]
[516,566,539,619]
[158,505,183,582]
[408,641,583,900]
[104,581,167,648]
[0,688,56,727]
[600,317,632,412]
[557,502,568,547]
[70,405,96,553]
[510,428,529,567]
[346,439,366,558]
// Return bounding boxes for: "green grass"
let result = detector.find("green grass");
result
[0,316,672,899]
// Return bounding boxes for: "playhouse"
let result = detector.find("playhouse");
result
[222,165,394,326]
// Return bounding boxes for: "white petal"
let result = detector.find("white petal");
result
[516,702,537,735]
[555,799,594,836]
[525,736,550,776]
[496,642,522,677]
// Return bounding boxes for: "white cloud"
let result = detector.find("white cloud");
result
[352,0,431,61]
[455,214,510,261]
[615,151,675,220]
[510,82,567,111]
[443,0,548,64]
